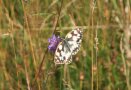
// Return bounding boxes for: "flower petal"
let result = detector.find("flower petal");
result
[48,34,62,53]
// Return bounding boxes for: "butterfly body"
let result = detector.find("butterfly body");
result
[54,28,83,64]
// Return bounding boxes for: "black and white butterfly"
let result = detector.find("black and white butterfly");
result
[54,28,83,64]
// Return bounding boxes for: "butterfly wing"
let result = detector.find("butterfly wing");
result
[54,41,72,64]
[65,28,83,55]
[54,28,83,64]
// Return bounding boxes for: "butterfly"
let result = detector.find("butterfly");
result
[54,28,83,64]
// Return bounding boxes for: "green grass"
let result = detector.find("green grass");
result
[0,0,131,90]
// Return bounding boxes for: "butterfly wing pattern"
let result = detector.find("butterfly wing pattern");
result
[54,28,83,64]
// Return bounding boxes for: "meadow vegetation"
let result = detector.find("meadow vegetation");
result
[0,0,131,90]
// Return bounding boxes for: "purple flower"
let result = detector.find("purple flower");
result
[48,35,62,53]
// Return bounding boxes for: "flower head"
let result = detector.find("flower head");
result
[48,35,62,53]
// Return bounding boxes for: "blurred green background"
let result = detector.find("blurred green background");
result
[0,0,131,90]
